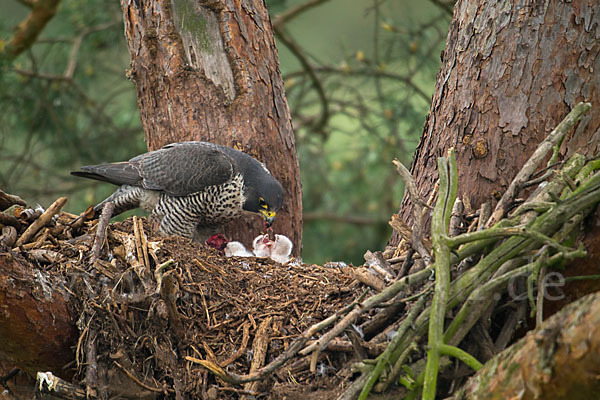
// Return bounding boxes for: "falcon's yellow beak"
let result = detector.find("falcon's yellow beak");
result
[260,209,276,227]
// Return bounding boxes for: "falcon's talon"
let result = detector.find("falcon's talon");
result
[71,142,284,241]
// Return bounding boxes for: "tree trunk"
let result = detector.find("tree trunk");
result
[0,253,76,377]
[390,0,600,304]
[393,0,600,232]
[120,0,302,253]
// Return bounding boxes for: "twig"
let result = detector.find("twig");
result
[477,202,491,231]
[345,267,386,291]
[15,197,67,247]
[494,301,527,351]
[244,317,273,394]
[0,368,19,390]
[69,205,95,231]
[27,249,61,263]
[113,361,163,393]
[438,344,482,371]
[284,65,432,103]
[393,158,432,263]
[300,267,433,359]
[133,216,151,275]
[221,322,251,367]
[64,22,118,79]
[428,0,454,15]
[536,265,548,327]
[0,212,22,231]
[357,293,430,399]
[448,198,464,237]
[364,250,394,281]
[90,201,114,264]
[446,226,574,251]
[36,371,86,399]
[272,0,331,28]
[487,102,591,227]
[423,148,458,400]
[85,329,98,398]
[336,373,369,400]
[396,248,415,278]
[376,341,419,392]
[520,169,555,189]
[0,189,26,211]
[304,211,387,225]
[274,26,329,135]
[444,249,585,347]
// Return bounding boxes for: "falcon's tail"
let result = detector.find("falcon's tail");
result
[71,170,115,185]
[71,162,141,187]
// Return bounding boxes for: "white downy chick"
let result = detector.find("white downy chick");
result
[224,241,254,257]
[252,234,293,264]
[269,234,293,264]
[252,234,272,258]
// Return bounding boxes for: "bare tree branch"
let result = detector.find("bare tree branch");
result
[2,0,61,58]
[428,0,454,16]
[303,212,387,225]
[284,66,432,103]
[274,26,330,135]
[272,0,332,28]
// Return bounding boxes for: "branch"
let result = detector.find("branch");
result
[15,197,67,247]
[427,0,454,16]
[423,148,458,400]
[64,22,119,79]
[284,66,432,103]
[272,0,331,28]
[450,292,600,400]
[2,0,61,58]
[299,267,434,365]
[392,158,433,263]
[274,26,330,135]
[90,201,114,264]
[16,0,36,7]
[303,211,387,225]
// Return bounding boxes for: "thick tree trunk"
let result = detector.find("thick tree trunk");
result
[393,0,600,233]
[120,0,302,253]
[390,0,600,306]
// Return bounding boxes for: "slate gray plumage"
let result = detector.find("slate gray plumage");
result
[72,141,284,240]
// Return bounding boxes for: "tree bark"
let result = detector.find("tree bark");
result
[450,291,600,400]
[120,0,302,253]
[0,252,76,377]
[393,0,600,235]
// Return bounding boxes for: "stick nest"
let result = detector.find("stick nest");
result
[2,205,367,399]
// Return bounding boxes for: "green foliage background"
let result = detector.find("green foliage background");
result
[0,0,450,265]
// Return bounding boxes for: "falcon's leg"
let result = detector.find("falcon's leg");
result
[93,185,146,217]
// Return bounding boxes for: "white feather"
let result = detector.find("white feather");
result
[225,241,254,257]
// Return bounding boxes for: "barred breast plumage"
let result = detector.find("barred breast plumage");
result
[71,142,284,240]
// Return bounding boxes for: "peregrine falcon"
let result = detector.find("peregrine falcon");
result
[71,141,284,240]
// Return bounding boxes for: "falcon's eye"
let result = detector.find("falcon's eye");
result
[259,197,268,209]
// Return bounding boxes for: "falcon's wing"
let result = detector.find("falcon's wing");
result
[132,142,235,196]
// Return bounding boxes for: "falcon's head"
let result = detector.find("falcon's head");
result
[243,177,284,227]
